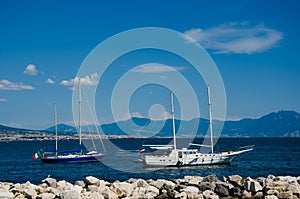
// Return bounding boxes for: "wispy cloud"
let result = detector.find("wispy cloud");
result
[0,79,34,90]
[23,64,38,76]
[0,98,8,102]
[184,22,283,54]
[45,78,55,84]
[60,73,99,88]
[132,63,184,73]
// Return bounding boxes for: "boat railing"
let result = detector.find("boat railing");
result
[238,145,255,151]
[188,143,212,148]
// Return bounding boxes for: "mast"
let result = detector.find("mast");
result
[207,85,214,153]
[78,78,82,148]
[54,103,58,156]
[170,91,177,150]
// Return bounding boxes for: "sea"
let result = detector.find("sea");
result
[0,138,299,184]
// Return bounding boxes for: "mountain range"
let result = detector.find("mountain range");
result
[1,110,300,137]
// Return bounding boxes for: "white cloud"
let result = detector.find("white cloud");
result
[60,73,99,88]
[184,22,283,54]
[132,63,184,73]
[0,79,34,90]
[0,98,7,102]
[24,64,38,76]
[46,78,55,84]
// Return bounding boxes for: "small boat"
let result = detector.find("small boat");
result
[41,79,105,163]
[141,86,253,167]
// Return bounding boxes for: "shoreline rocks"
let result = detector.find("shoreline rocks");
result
[0,175,299,199]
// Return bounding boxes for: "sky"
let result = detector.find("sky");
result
[0,0,300,129]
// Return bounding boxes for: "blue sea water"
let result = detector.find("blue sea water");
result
[0,138,299,184]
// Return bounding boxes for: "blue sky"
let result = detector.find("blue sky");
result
[0,0,300,129]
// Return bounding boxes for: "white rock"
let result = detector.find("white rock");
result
[136,179,149,188]
[286,182,300,195]
[22,187,37,198]
[101,187,118,199]
[60,189,81,199]
[184,176,203,185]
[250,180,263,193]
[202,190,218,199]
[87,185,99,192]
[145,185,159,197]
[43,178,57,188]
[278,191,293,199]
[0,190,14,199]
[228,175,243,187]
[265,195,278,199]
[89,191,104,199]
[182,186,201,199]
[37,192,56,199]
[110,181,133,197]
[86,176,101,186]
[163,180,176,190]
[57,180,67,190]
[149,179,164,189]
[75,181,85,188]
[267,189,279,196]
[131,187,146,198]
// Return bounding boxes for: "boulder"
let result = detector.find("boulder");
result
[265,195,279,199]
[163,180,176,191]
[59,189,81,199]
[198,182,215,192]
[75,180,85,188]
[228,175,244,187]
[202,190,219,199]
[203,175,219,183]
[22,187,37,198]
[136,179,149,188]
[101,187,118,199]
[265,182,289,193]
[231,186,241,197]
[241,190,252,198]
[37,192,56,199]
[0,190,14,199]
[57,180,67,190]
[286,182,300,196]
[131,187,146,198]
[184,176,203,185]
[278,191,293,199]
[253,191,264,199]
[145,185,160,197]
[86,176,100,187]
[89,191,104,199]
[110,181,134,197]
[42,178,57,188]
[181,186,201,199]
[214,182,229,197]
[149,179,165,189]
[250,180,263,193]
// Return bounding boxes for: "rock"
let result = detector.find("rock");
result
[250,180,263,193]
[163,180,176,191]
[149,179,165,189]
[14,193,26,199]
[110,181,134,197]
[86,176,100,187]
[131,187,146,198]
[203,175,219,183]
[241,190,252,198]
[42,178,57,188]
[22,187,37,198]
[215,182,229,197]
[57,180,67,190]
[37,193,56,199]
[155,193,169,199]
[0,190,14,199]
[49,187,60,196]
[265,195,279,199]
[203,190,219,199]
[101,187,118,199]
[60,189,81,199]
[181,186,201,199]
[297,177,300,185]
[136,179,149,188]
[256,177,266,187]
[89,191,104,199]
[75,181,85,188]
[265,182,289,193]
[184,176,203,185]
[286,182,300,196]
[87,185,98,192]
[267,189,279,196]
[231,186,241,197]
[145,185,160,197]
[178,191,188,199]
[253,191,264,199]
[228,175,244,187]
[198,182,215,191]
[278,191,293,199]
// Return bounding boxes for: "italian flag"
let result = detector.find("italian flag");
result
[32,150,42,159]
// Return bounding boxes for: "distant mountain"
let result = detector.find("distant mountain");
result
[1,110,300,137]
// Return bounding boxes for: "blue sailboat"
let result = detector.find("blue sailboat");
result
[41,79,105,163]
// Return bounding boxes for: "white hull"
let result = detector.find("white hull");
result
[143,148,252,167]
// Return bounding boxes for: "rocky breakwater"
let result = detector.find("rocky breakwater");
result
[0,175,300,199]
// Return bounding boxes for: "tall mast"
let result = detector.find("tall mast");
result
[171,91,177,150]
[54,103,58,156]
[78,78,82,147]
[207,85,214,153]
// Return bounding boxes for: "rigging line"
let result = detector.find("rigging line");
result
[81,86,106,152]
[85,119,97,151]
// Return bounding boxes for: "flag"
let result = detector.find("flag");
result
[139,147,145,153]
[32,150,42,159]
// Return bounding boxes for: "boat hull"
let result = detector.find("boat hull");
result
[41,154,104,163]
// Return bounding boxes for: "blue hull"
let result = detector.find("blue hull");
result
[41,154,104,163]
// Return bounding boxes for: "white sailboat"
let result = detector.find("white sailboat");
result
[41,78,105,163]
[141,86,253,167]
